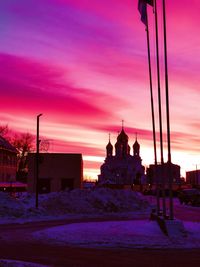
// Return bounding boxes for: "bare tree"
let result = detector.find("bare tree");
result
[1,125,49,182]
[40,139,50,152]
[11,132,35,182]
[0,124,9,137]
[12,132,34,157]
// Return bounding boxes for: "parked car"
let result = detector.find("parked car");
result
[178,189,200,206]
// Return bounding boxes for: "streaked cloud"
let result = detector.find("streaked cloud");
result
[0,0,200,178]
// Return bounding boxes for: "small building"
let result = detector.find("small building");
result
[27,153,83,193]
[0,135,17,183]
[98,127,145,186]
[146,162,181,186]
[186,170,200,188]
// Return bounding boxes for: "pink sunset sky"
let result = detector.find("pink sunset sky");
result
[0,0,200,179]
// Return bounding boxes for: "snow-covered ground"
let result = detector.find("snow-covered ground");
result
[33,219,200,249]
[0,188,151,224]
[0,188,200,250]
[0,259,50,267]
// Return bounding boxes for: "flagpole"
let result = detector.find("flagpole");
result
[145,12,159,213]
[162,0,173,220]
[138,0,161,215]
[154,0,166,217]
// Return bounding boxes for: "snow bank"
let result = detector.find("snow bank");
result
[33,220,200,249]
[40,188,150,214]
[0,192,45,220]
[0,259,50,267]
[0,189,150,223]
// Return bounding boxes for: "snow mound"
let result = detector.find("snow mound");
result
[0,189,150,222]
[0,192,45,219]
[0,259,50,267]
[34,220,200,249]
[40,188,150,214]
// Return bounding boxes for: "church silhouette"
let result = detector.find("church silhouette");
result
[98,126,145,186]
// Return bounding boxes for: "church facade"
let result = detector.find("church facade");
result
[98,127,145,186]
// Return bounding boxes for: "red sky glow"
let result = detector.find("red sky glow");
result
[1,0,200,179]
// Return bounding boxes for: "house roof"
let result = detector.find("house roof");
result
[0,135,17,153]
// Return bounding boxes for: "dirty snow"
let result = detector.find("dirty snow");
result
[33,219,200,249]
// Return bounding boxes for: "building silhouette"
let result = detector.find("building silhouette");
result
[186,169,200,188]
[98,127,145,186]
[146,162,181,187]
[0,135,17,183]
[28,153,83,193]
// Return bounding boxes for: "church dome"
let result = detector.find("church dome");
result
[117,128,128,142]
[133,139,140,149]
[133,139,140,157]
[106,141,113,150]
[106,135,113,157]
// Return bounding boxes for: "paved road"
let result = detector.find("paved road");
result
[147,196,200,221]
[0,242,200,267]
[174,204,200,221]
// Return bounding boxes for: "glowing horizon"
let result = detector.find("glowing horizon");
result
[1,0,200,179]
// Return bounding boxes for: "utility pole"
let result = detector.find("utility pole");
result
[35,113,42,209]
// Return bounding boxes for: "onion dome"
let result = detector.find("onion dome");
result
[117,128,128,143]
[115,126,129,157]
[133,139,140,157]
[106,134,113,157]
[106,141,113,150]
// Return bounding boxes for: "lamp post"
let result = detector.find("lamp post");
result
[35,113,42,208]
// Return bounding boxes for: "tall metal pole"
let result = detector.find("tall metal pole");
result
[154,0,164,165]
[35,113,42,209]
[146,12,159,213]
[154,0,166,217]
[162,0,173,219]
[146,15,157,167]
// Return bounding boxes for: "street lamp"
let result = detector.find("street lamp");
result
[35,113,42,208]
